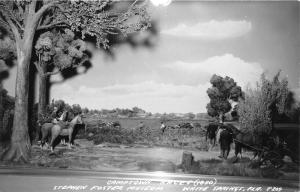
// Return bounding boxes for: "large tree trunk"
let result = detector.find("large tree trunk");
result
[1,52,31,163]
[0,83,3,130]
[1,20,36,163]
[36,64,48,141]
[38,65,48,116]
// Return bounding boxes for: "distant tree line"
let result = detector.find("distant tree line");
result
[88,107,205,120]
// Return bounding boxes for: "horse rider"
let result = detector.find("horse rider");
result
[51,107,60,124]
[160,121,167,134]
[216,114,226,158]
[138,121,145,130]
[51,107,68,129]
[215,114,225,141]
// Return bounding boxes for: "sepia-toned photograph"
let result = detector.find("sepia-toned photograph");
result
[0,0,299,191]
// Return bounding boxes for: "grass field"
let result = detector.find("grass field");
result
[1,115,298,180]
[82,115,210,150]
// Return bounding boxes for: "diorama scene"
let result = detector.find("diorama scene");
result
[0,0,299,188]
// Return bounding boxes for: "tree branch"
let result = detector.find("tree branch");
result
[34,61,43,76]
[11,17,23,32]
[0,18,11,33]
[16,2,24,16]
[72,56,89,69]
[0,4,24,32]
[34,1,59,20]
[45,69,60,77]
[37,21,68,31]
[0,9,20,42]
[28,1,37,15]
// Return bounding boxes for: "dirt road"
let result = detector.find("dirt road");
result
[30,139,223,172]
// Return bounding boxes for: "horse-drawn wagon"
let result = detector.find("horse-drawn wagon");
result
[263,123,300,167]
[221,122,299,168]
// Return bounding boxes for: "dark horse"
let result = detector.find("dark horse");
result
[224,123,271,162]
[219,125,233,159]
[205,123,219,150]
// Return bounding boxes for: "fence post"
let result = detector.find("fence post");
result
[181,151,194,171]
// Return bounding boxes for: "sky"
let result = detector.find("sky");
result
[3,1,300,113]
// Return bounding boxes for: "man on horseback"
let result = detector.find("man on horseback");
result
[50,107,60,123]
[51,107,69,129]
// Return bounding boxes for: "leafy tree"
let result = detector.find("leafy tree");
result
[64,103,72,113]
[206,74,243,122]
[72,104,82,115]
[82,107,89,114]
[34,29,88,121]
[0,28,15,83]
[238,72,290,136]
[0,88,14,142]
[53,99,65,112]
[0,0,150,162]
[185,112,195,120]
[0,29,16,143]
[132,106,145,114]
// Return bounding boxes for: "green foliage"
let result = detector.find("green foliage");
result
[72,104,82,115]
[82,107,89,114]
[238,72,290,135]
[88,127,136,145]
[58,1,151,48]
[206,74,243,119]
[0,29,16,71]
[35,29,88,72]
[52,99,66,112]
[83,116,207,148]
[0,35,15,61]
[238,89,272,135]
[185,112,196,120]
[0,1,150,48]
[260,72,289,114]
[0,88,14,142]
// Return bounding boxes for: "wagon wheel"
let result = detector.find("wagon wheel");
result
[262,150,284,168]
[281,147,300,165]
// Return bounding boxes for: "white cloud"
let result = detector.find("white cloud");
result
[51,81,210,113]
[164,54,263,88]
[51,54,263,113]
[161,20,252,40]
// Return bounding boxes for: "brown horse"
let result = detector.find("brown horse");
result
[41,114,83,152]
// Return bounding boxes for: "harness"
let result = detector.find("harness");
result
[233,138,264,152]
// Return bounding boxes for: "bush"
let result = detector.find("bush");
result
[86,126,137,145]
[0,88,14,143]
[82,119,207,149]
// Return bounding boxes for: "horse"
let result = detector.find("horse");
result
[205,123,219,150]
[224,123,270,162]
[40,110,68,146]
[178,122,194,129]
[219,125,233,159]
[41,114,84,152]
